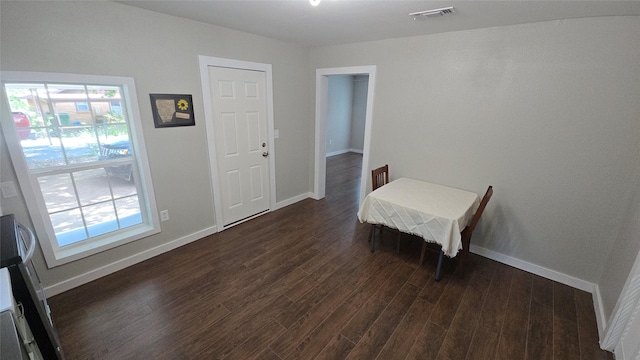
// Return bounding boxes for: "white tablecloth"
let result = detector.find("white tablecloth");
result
[357,178,480,257]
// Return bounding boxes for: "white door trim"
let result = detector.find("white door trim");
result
[199,55,276,230]
[313,66,376,204]
[599,247,640,356]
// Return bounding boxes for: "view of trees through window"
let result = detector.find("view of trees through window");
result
[4,82,142,247]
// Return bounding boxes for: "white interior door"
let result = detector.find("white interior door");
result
[208,66,270,226]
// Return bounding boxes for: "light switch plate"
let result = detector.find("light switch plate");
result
[274,129,279,139]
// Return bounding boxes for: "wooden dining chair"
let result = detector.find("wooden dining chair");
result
[371,164,389,190]
[369,165,402,253]
[420,185,494,280]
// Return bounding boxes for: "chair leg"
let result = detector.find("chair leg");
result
[370,225,375,252]
[458,233,472,275]
[460,246,473,275]
[419,242,427,266]
[435,249,445,281]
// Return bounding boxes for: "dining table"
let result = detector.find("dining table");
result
[357,177,480,280]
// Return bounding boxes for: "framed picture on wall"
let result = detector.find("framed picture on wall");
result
[149,94,195,128]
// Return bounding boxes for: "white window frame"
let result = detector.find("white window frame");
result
[1,71,160,268]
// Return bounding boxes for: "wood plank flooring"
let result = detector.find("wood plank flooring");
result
[49,152,613,360]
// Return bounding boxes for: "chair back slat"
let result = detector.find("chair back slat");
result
[371,165,389,191]
[467,186,493,235]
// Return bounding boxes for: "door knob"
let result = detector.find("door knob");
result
[262,151,269,157]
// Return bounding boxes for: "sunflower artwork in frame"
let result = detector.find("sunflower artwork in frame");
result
[150,94,195,128]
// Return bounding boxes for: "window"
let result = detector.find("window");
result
[110,101,122,115]
[1,72,159,267]
[75,101,89,112]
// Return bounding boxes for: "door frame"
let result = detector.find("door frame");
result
[599,247,640,356]
[313,66,376,204]
[199,55,276,230]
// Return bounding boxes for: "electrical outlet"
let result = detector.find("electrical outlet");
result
[0,181,19,198]
[160,210,169,222]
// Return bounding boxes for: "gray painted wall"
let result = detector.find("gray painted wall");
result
[0,1,312,287]
[326,75,369,156]
[310,17,640,287]
[326,75,353,154]
[325,75,367,155]
[1,1,639,328]
[350,75,369,152]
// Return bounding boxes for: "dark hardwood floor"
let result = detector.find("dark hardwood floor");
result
[50,152,613,359]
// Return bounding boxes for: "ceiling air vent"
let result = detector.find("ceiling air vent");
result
[409,7,457,20]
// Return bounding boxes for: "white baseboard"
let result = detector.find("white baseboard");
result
[44,226,217,297]
[593,285,608,341]
[326,149,363,157]
[275,192,314,209]
[326,149,348,157]
[45,214,599,315]
[45,192,318,297]
[470,244,596,293]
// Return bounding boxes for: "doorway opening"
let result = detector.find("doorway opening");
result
[324,75,368,200]
[313,66,376,205]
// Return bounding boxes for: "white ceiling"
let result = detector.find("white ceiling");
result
[118,1,640,47]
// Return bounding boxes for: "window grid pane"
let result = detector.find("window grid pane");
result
[74,168,113,206]
[83,202,118,238]
[115,195,143,229]
[51,209,87,247]
[38,173,78,213]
